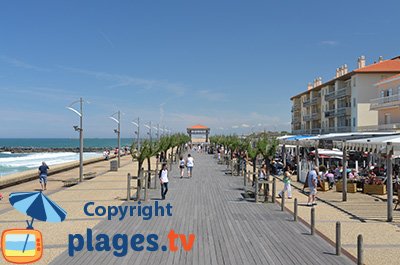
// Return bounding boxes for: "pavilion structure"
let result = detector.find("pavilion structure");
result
[187,124,210,142]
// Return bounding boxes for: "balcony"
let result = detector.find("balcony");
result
[370,94,400,110]
[303,114,312,121]
[311,112,321,120]
[324,107,351,118]
[336,107,351,117]
[311,128,322,134]
[337,126,351,133]
[292,116,301,124]
[310,97,320,105]
[358,123,400,132]
[324,87,351,101]
[302,98,311,107]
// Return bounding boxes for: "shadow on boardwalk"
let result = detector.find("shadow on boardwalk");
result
[50,153,354,265]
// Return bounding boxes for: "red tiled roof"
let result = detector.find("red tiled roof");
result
[188,124,209,129]
[375,73,400,86]
[355,58,400,73]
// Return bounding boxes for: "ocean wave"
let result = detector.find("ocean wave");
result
[0,152,102,172]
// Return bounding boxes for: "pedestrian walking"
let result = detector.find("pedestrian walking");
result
[38,161,49,191]
[307,166,319,206]
[186,154,194,178]
[278,165,293,199]
[159,163,169,200]
[179,156,185,178]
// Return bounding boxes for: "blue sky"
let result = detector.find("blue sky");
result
[1,0,399,138]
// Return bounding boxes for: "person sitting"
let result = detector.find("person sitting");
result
[325,170,335,189]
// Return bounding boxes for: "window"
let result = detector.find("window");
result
[381,90,385,98]
[384,113,391,125]
[353,77,356,87]
[353,118,356,127]
[353,98,356,107]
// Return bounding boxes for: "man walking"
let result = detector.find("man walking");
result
[307,166,319,206]
[38,161,49,191]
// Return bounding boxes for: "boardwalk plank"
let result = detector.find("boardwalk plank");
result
[50,153,354,265]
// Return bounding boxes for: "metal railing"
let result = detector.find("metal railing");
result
[370,94,400,110]
[324,107,350,118]
[325,87,351,101]
[358,123,400,132]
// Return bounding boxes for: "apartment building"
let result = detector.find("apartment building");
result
[291,56,400,134]
[362,73,400,131]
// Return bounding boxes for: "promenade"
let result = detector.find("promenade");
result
[49,153,352,265]
[273,175,400,265]
[0,154,149,264]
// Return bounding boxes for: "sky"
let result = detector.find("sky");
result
[1,0,400,138]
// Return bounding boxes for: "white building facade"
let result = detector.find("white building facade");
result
[291,56,400,134]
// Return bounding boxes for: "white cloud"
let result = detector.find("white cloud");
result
[320,40,339,46]
[59,66,186,96]
[98,30,115,47]
[0,56,51,72]
[241,124,250,128]
[196,90,228,102]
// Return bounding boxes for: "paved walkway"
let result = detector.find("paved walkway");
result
[50,153,353,265]
[0,154,154,265]
[271,175,400,265]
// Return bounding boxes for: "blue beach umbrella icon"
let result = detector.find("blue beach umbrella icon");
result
[8,191,67,252]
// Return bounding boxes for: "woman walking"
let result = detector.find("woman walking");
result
[278,165,293,199]
[159,163,169,200]
[179,156,185,178]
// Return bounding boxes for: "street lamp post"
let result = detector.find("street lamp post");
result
[132,117,140,150]
[110,111,121,168]
[67,97,84,182]
[145,121,152,142]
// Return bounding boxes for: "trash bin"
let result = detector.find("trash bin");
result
[110,160,118,171]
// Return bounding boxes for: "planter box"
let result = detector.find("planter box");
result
[363,184,386,195]
[336,182,357,193]
[318,181,330,192]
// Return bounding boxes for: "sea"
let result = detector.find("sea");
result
[0,138,134,177]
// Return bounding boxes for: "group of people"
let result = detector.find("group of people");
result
[158,153,195,200]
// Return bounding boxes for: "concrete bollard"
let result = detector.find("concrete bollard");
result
[281,191,285,211]
[127,173,131,201]
[311,207,315,235]
[294,198,298,221]
[272,177,276,203]
[255,174,259,203]
[336,221,341,256]
[137,174,141,201]
[357,234,363,265]
[144,172,148,201]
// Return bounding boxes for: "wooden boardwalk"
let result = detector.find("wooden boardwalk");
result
[50,153,354,265]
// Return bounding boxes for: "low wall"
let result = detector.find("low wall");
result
[0,155,118,189]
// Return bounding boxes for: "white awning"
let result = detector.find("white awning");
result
[345,135,400,153]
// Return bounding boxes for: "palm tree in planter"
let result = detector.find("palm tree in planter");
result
[131,139,153,187]
[257,136,279,174]
[246,138,259,185]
